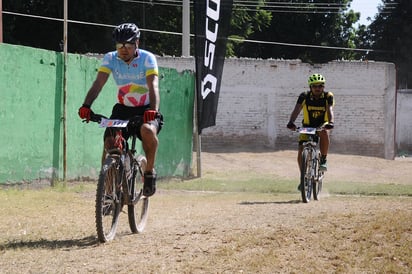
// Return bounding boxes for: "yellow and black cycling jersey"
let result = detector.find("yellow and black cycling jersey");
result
[297,91,334,127]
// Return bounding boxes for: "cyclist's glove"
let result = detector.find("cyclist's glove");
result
[324,122,334,129]
[144,109,158,123]
[287,121,296,130]
[78,104,91,121]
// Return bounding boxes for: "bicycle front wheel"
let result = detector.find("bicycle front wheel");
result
[313,176,323,200]
[313,154,324,201]
[128,155,149,233]
[300,148,313,203]
[95,156,123,242]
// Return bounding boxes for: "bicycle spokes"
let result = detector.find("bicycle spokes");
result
[300,149,315,203]
[96,157,122,242]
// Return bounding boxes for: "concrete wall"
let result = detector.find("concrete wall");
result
[2,43,407,184]
[396,89,412,155]
[158,57,404,159]
[0,44,195,184]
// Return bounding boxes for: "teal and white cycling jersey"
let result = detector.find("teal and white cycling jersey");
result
[99,49,158,107]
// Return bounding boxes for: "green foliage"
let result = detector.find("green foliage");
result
[3,0,63,50]
[235,0,360,63]
[366,0,412,88]
[227,1,272,57]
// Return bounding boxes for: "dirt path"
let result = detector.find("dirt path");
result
[201,150,412,184]
[0,151,411,273]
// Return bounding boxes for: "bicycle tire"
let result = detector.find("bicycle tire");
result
[95,156,123,242]
[128,155,149,233]
[313,176,323,201]
[313,152,323,201]
[300,148,313,203]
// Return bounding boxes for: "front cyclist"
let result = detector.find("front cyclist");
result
[286,73,335,173]
[78,23,163,197]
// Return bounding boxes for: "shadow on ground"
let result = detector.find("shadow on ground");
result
[239,200,301,205]
[0,235,98,250]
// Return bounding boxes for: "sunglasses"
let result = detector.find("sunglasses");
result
[115,42,135,50]
[311,84,324,89]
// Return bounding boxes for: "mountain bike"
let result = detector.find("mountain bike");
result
[296,127,325,203]
[87,113,149,242]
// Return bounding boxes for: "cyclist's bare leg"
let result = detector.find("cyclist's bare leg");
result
[140,123,158,196]
[140,123,158,173]
[319,130,330,157]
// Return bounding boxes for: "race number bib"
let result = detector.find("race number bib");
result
[99,118,129,128]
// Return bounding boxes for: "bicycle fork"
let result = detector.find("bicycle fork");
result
[122,153,144,206]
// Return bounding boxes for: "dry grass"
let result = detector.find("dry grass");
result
[0,186,411,273]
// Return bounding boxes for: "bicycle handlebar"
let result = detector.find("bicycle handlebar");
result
[88,112,108,123]
[294,126,325,134]
[83,112,143,128]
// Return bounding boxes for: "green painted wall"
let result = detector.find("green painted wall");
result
[0,43,195,184]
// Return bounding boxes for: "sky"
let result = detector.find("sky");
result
[349,0,382,26]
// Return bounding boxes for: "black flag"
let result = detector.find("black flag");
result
[194,0,233,134]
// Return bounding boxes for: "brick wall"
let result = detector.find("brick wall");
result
[158,57,398,159]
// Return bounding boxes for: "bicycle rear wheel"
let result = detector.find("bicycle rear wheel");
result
[300,148,313,203]
[95,156,123,242]
[128,155,149,233]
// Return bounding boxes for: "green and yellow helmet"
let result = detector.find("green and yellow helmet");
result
[308,73,326,86]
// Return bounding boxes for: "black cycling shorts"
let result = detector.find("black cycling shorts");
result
[103,103,163,141]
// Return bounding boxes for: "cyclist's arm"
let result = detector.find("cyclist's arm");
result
[82,71,110,106]
[147,74,160,111]
[289,103,303,123]
[326,104,334,124]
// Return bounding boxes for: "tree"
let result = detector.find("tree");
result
[3,0,63,51]
[227,1,272,57]
[2,0,375,66]
[232,0,360,63]
[367,0,412,88]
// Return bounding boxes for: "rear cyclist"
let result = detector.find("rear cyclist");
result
[78,23,163,197]
[286,73,335,172]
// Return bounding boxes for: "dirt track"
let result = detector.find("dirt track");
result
[200,150,412,184]
[0,151,411,273]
